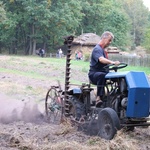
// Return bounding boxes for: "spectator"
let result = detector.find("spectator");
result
[78,51,83,60]
[75,50,83,60]
[59,48,63,58]
[41,49,45,57]
[39,48,45,57]
[75,51,78,60]
[56,49,59,58]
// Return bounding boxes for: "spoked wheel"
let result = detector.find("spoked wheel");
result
[45,87,63,123]
[98,108,120,140]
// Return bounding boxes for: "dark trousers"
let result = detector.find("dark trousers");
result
[89,72,107,97]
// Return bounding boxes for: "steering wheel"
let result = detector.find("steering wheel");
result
[103,63,128,72]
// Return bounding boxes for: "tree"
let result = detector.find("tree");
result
[103,9,130,47]
[0,2,7,53]
[143,27,150,50]
[77,0,130,48]
[122,0,149,47]
[0,0,83,54]
[0,1,18,54]
[0,1,7,22]
[48,0,83,49]
[142,12,150,51]
[21,0,52,54]
[78,0,112,34]
[1,0,149,54]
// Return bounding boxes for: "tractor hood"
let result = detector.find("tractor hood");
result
[106,71,150,118]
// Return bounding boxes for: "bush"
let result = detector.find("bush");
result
[84,53,91,62]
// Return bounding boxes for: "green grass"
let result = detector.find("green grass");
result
[1,56,150,78]
[121,65,150,75]
[0,67,45,79]
[71,59,150,75]
[11,55,150,74]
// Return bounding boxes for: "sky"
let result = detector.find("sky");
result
[143,0,150,10]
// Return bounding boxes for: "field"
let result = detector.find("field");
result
[0,55,150,150]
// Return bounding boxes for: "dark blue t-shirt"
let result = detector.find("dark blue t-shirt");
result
[89,44,107,75]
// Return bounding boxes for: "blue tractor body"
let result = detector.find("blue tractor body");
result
[106,71,150,118]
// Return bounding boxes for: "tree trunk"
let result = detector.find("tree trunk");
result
[29,39,32,55]
[32,39,36,55]
[0,42,2,53]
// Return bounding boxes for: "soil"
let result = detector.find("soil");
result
[0,55,150,150]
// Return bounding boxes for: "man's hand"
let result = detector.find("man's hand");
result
[111,61,120,66]
[114,61,120,65]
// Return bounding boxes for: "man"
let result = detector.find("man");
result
[88,31,120,107]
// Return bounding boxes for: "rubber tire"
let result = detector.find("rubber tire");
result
[98,107,120,140]
[69,96,85,121]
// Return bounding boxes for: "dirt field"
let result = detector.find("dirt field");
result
[0,55,150,150]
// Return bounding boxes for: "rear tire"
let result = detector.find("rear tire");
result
[98,108,120,140]
[69,96,85,121]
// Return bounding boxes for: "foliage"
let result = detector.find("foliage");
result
[143,27,150,50]
[142,13,150,52]
[0,2,7,22]
[121,0,149,47]
[48,0,83,48]
[0,0,150,54]
[84,53,91,62]
[103,9,130,47]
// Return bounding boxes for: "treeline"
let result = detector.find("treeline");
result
[0,0,150,55]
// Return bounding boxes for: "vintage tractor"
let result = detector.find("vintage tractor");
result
[45,36,150,140]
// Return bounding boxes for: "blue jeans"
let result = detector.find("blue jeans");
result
[89,72,107,97]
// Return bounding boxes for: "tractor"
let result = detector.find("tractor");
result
[45,36,150,140]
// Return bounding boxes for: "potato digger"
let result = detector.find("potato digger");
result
[45,35,150,140]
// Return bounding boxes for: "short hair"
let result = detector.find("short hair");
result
[100,31,114,40]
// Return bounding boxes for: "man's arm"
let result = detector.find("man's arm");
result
[99,57,120,65]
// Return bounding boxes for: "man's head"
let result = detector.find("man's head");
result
[99,31,114,48]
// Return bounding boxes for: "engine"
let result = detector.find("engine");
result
[121,97,128,108]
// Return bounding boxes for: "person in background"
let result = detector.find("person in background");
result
[41,48,45,57]
[88,31,120,107]
[59,48,63,58]
[75,50,83,60]
[56,49,59,58]
[78,51,83,60]
[75,51,78,60]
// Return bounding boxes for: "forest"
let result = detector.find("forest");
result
[0,0,150,55]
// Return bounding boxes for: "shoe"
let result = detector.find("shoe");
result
[96,100,103,107]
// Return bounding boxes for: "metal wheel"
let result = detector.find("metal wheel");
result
[98,108,120,140]
[45,87,63,123]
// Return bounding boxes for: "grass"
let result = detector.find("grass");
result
[123,65,150,75]
[0,55,150,80]
[0,67,45,79]
[71,59,150,75]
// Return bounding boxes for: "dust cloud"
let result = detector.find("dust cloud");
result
[0,93,45,124]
